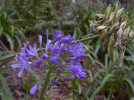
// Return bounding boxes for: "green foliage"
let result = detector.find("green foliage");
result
[0,7,24,51]
[0,73,14,100]
[10,0,55,33]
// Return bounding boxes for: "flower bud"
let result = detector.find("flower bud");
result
[30,83,38,95]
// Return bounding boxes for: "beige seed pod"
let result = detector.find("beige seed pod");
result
[105,5,111,19]
[99,28,108,39]
[93,22,101,27]
[95,14,105,18]
[108,35,115,48]
[122,26,130,40]
[129,30,134,38]
[120,15,127,25]
[110,22,119,32]
[120,21,126,29]
[116,8,124,18]
[95,19,105,24]
[107,12,115,22]
[96,25,107,30]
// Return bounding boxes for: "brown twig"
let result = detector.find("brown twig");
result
[0,40,9,51]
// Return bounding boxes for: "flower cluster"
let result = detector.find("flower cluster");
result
[11,30,86,95]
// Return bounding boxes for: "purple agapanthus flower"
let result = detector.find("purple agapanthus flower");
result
[11,29,87,95]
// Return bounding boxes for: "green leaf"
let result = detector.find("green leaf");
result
[90,74,113,100]
[105,54,108,73]
[0,86,7,100]
[0,73,14,100]
[15,36,22,49]
[0,51,10,56]
[88,70,93,81]
[0,53,17,61]
[78,83,82,94]
[4,34,13,51]
[124,78,134,94]
[0,26,3,36]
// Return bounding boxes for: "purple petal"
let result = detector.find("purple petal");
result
[59,47,65,56]
[30,83,39,95]
[11,64,22,68]
[46,39,52,54]
[39,35,42,45]
[18,69,24,77]
[59,35,74,44]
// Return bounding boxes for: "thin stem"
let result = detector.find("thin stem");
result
[39,70,52,100]
[70,35,99,44]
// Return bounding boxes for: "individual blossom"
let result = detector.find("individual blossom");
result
[54,30,62,41]
[65,63,87,80]
[50,56,59,65]
[21,43,39,57]
[41,53,48,60]
[36,60,42,69]
[67,42,85,56]
[49,41,60,55]
[28,44,39,57]
[11,54,31,77]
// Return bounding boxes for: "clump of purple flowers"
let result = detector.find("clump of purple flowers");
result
[11,30,87,95]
